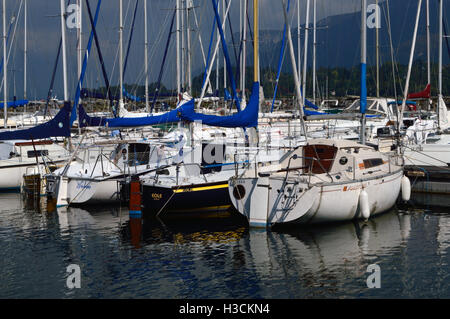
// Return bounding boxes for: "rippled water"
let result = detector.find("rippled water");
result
[0,193,449,298]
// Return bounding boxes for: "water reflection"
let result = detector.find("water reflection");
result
[1,192,449,298]
[408,192,450,208]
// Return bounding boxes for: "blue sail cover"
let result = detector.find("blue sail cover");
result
[0,100,29,109]
[78,100,194,128]
[179,82,259,128]
[0,101,71,140]
[305,98,319,110]
[78,104,108,127]
[105,99,194,128]
[123,88,142,102]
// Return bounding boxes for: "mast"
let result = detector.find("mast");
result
[144,0,149,112]
[313,0,316,104]
[400,0,422,129]
[281,0,307,141]
[223,0,226,93]
[439,0,443,127]
[2,0,6,128]
[254,0,258,84]
[181,0,185,92]
[60,0,69,102]
[176,0,181,100]
[376,0,380,98]
[216,0,219,106]
[302,0,310,106]
[196,0,232,109]
[439,0,443,97]
[426,0,431,110]
[186,0,192,95]
[426,0,430,87]
[297,0,301,83]
[360,0,367,145]
[24,0,27,101]
[242,0,247,106]
[77,0,82,79]
[119,0,123,105]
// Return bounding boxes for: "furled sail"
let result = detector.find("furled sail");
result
[178,82,259,128]
[0,102,71,140]
[106,100,194,128]
[0,100,29,109]
[438,95,449,130]
[78,99,195,128]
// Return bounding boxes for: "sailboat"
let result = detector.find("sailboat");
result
[135,0,285,216]
[403,0,450,168]
[226,0,409,228]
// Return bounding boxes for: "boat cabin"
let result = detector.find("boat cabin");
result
[280,139,392,181]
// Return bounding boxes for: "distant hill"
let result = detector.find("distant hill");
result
[234,0,450,72]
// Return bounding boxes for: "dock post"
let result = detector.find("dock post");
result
[129,176,142,218]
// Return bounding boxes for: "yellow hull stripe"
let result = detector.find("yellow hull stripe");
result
[173,184,229,193]
[167,205,231,213]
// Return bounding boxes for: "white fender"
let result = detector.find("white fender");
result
[359,189,370,220]
[401,176,411,201]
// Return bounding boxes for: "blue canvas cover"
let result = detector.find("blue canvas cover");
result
[0,101,71,140]
[78,104,108,127]
[178,82,259,128]
[105,99,194,128]
[0,100,29,109]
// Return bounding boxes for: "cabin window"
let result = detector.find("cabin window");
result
[128,144,150,166]
[27,150,48,158]
[363,158,384,169]
[303,144,337,174]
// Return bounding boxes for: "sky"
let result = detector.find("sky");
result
[2,0,383,100]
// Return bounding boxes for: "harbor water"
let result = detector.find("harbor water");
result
[0,192,449,299]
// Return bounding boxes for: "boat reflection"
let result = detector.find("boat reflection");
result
[55,205,127,237]
[121,212,249,247]
[408,192,450,208]
[234,209,413,295]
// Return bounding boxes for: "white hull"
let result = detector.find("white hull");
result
[229,169,403,226]
[64,178,120,205]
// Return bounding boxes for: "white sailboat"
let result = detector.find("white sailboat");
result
[227,0,409,228]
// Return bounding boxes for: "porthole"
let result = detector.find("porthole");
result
[233,185,246,200]
[339,156,348,165]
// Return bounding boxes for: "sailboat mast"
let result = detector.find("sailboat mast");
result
[186,0,192,95]
[313,0,316,104]
[223,0,226,92]
[144,0,149,112]
[376,0,380,98]
[77,0,82,79]
[119,0,123,103]
[302,0,310,106]
[427,0,430,88]
[60,0,68,102]
[439,0,443,127]
[242,0,247,105]
[281,0,307,141]
[426,0,431,110]
[2,0,6,128]
[176,0,180,100]
[24,0,27,101]
[400,0,422,128]
[181,0,185,92]
[254,0,258,83]
[439,0,443,97]
[360,0,367,145]
[297,0,301,83]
